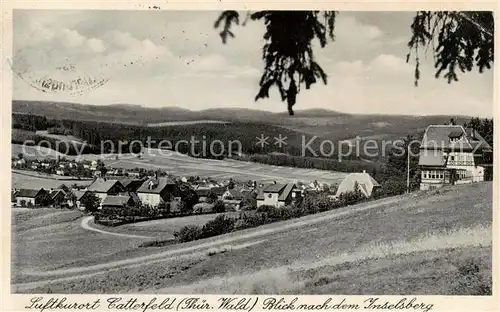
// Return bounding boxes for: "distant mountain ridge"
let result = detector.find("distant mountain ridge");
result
[12,100,473,143]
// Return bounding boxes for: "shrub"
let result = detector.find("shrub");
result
[212,200,226,213]
[201,215,236,238]
[452,258,492,295]
[173,225,203,243]
[256,205,277,214]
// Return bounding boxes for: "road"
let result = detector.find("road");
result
[80,216,153,239]
[13,195,403,292]
[12,182,493,293]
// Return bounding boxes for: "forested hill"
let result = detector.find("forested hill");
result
[12,100,475,143]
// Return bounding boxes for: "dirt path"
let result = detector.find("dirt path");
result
[13,196,403,292]
[80,216,153,239]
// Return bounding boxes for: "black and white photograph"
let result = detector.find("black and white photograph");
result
[8,8,495,297]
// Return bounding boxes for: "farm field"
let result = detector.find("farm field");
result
[147,120,229,127]
[13,144,347,184]
[35,130,84,143]
[12,182,492,294]
[12,170,92,189]
[104,148,348,184]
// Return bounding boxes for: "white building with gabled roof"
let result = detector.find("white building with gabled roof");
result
[418,125,492,191]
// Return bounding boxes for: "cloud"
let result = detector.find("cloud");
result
[12,11,493,117]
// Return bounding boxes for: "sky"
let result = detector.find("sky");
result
[12,10,494,117]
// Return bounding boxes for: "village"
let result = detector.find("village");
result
[11,123,493,230]
[8,9,495,297]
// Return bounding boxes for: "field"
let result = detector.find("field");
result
[35,130,84,143]
[147,120,229,127]
[11,208,150,282]
[104,148,348,184]
[12,143,348,184]
[12,170,92,189]
[12,143,67,160]
[11,182,492,294]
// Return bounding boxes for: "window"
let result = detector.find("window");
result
[268,193,272,198]
[450,156,455,161]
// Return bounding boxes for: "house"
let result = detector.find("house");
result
[101,194,137,209]
[222,189,244,201]
[137,177,182,210]
[86,178,126,202]
[194,187,211,202]
[56,170,65,176]
[15,188,50,207]
[116,177,146,192]
[49,189,67,207]
[70,190,90,210]
[14,158,26,166]
[418,125,493,191]
[209,186,226,199]
[127,172,141,178]
[256,183,298,208]
[336,171,380,198]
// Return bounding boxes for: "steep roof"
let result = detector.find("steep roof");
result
[264,183,287,193]
[50,189,66,199]
[256,183,296,201]
[336,173,380,198]
[278,183,296,201]
[17,188,44,198]
[88,178,123,193]
[225,188,244,200]
[101,195,133,207]
[421,125,491,151]
[137,177,175,194]
[418,149,447,167]
[73,190,89,201]
[116,177,142,186]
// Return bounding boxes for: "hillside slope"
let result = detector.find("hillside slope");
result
[15,182,492,294]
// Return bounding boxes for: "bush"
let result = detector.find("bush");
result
[201,215,236,238]
[256,205,277,214]
[452,258,492,295]
[212,200,226,213]
[173,225,203,243]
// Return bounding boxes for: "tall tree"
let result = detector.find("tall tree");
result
[215,11,493,115]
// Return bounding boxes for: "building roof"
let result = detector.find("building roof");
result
[225,189,244,200]
[421,125,491,151]
[101,195,133,207]
[278,183,296,201]
[73,190,89,201]
[264,183,287,193]
[210,186,226,196]
[195,187,211,197]
[418,149,447,167]
[50,189,66,199]
[137,177,175,194]
[336,172,380,198]
[256,183,296,201]
[87,178,123,193]
[16,188,45,198]
[116,176,141,186]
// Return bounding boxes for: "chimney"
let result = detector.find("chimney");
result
[273,181,277,184]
